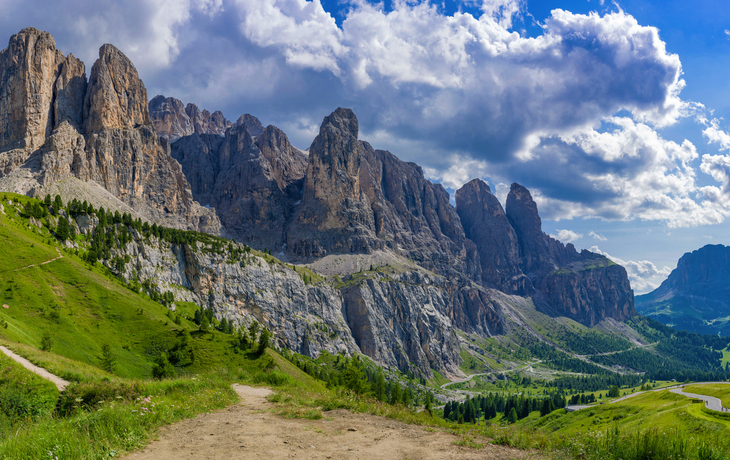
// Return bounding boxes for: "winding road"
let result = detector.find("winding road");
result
[671,386,729,412]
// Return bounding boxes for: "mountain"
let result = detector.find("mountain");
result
[0,28,220,233]
[636,244,730,335]
[456,180,635,326]
[0,27,637,378]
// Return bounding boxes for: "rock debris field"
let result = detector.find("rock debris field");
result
[123,385,536,460]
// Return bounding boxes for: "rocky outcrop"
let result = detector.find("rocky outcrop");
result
[171,120,307,250]
[0,29,221,235]
[148,96,194,142]
[83,44,150,132]
[456,179,529,294]
[255,125,307,197]
[288,108,378,258]
[454,179,635,326]
[286,108,480,280]
[186,103,231,137]
[0,28,61,152]
[233,114,265,138]
[91,221,502,377]
[636,244,730,335]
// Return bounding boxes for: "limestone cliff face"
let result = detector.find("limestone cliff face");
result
[0,28,64,152]
[0,30,220,235]
[456,179,528,294]
[286,108,480,280]
[148,95,236,142]
[288,108,378,258]
[171,121,307,250]
[454,179,635,326]
[233,113,265,138]
[148,96,194,142]
[83,44,150,132]
[79,214,492,377]
[186,103,231,137]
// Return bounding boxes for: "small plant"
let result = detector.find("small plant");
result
[40,330,52,351]
[99,343,116,374]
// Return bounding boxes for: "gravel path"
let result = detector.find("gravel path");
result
[0,345,70,391]
[123,384,538,460]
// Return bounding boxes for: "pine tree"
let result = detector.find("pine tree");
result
[390,383,402,405]
[152,352,175,379]
[258,327,271,353]
[343,356,368,394]
[507,407,518,423]
[100,343,116,373]
[40,330,52,351]
[199,314,210,332]
[57,217,70,241]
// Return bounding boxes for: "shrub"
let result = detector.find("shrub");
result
[252,371,292,386]
[152,352,176,380]
[57,380,143,416]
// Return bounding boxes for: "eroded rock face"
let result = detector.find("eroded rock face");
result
[83,44,151,132]
[233,113,265,138]
[0,28,72,152]
[186,103,231,137]
[636,244,730,335]
[0,31,220,235]
[456,180,635,326]
[97,225,489,377]
[456,179,529,294]
[286,108,480,281]
[149,96,194,142]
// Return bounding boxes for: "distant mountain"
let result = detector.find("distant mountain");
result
[636,244,730,335]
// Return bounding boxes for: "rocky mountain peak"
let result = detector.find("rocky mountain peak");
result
[233,114,265,138]
[83,44,151,133]
[186,103,230,137]
[0,27,65,151]
[321,107,359,139]
[255,124,307,195]
[455,179,527,293]
[506,182,549,273]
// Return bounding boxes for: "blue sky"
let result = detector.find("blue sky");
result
[2,0,730,293]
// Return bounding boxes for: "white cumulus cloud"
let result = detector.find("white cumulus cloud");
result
[589,246,672,293]
[589,231,607,241]
[550,229,583,244]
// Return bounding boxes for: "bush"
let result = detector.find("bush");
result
[57,380,143,416]
[0,387,52,419]
[252,371,292,387]
[152,353,176,380]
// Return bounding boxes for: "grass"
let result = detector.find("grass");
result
[0,374,238,459]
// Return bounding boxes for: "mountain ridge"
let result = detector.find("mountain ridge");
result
[636,244,730,336]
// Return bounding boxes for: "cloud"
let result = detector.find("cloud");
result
[3,0,725,230]
[550,229,583,244]
[589,246,671,293]
[589,231,607,241]
[725,29,730,38]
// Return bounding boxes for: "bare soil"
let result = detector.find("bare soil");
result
[124,384,536,460]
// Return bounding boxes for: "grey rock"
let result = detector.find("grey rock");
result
[233,114,265,138]
[83,44,151,133]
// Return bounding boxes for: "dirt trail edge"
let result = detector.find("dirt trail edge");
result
[0,345,69,391]
[124,384,537,460]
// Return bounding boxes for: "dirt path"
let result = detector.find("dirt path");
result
[123,385,536,460]
[0,345,69,391]
[13,247,63,272]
